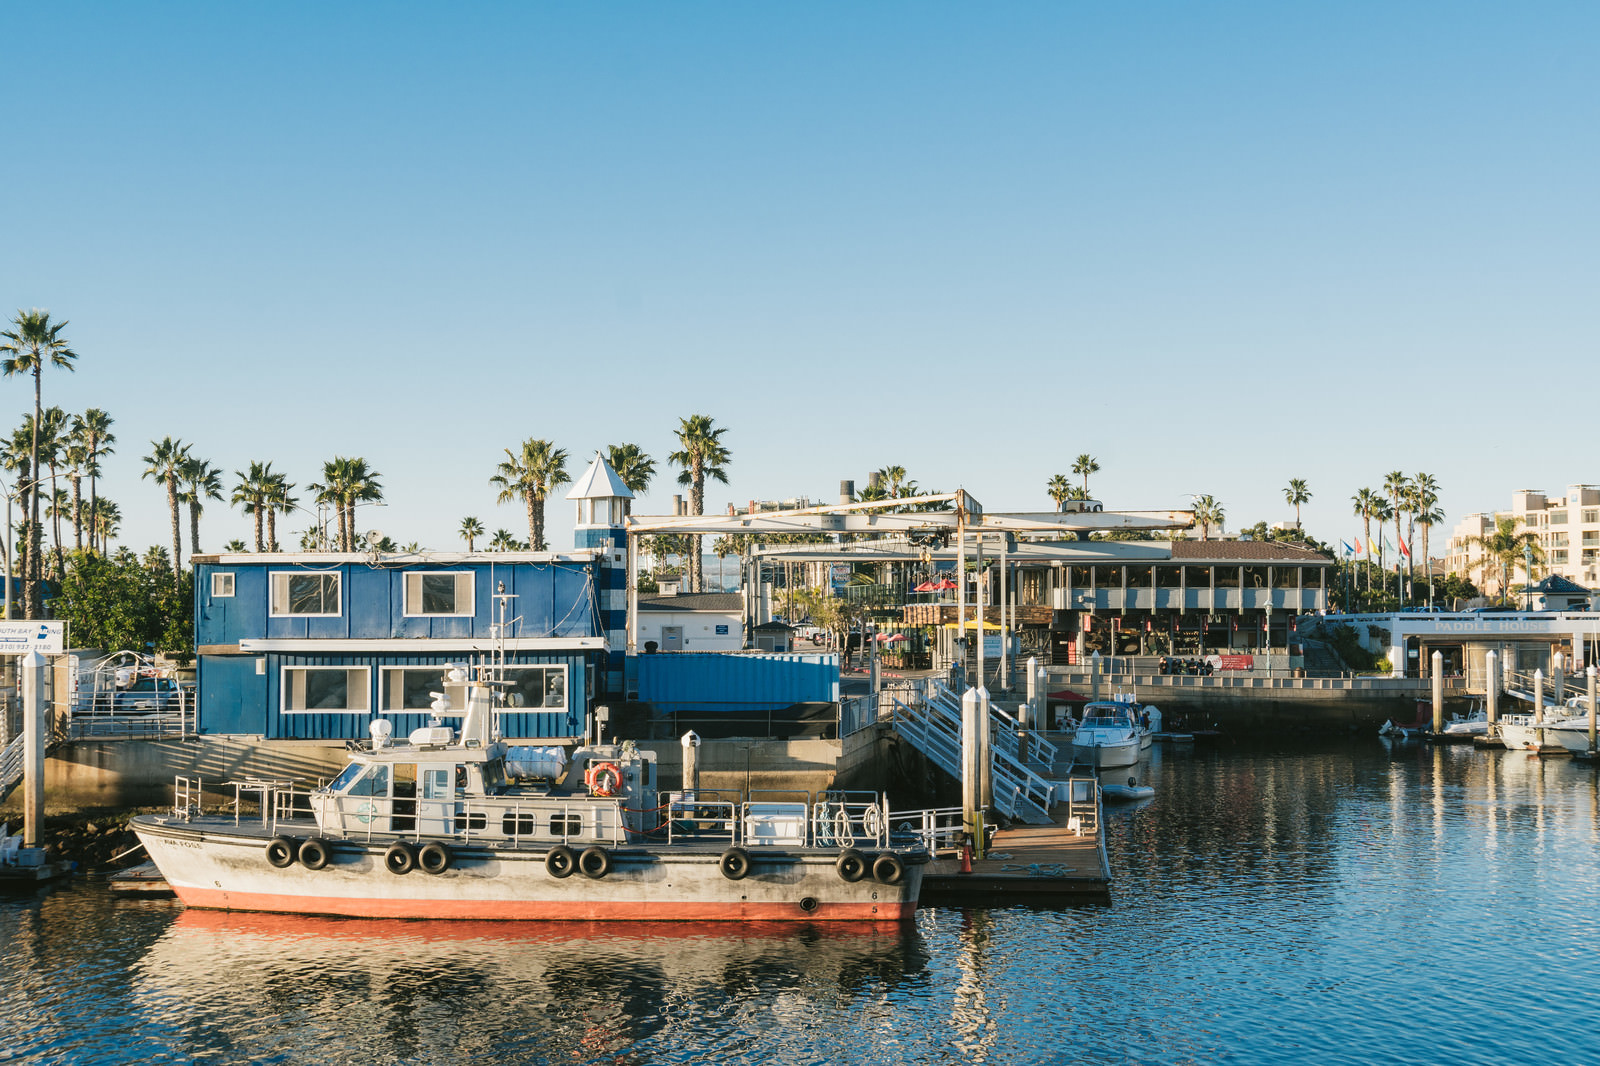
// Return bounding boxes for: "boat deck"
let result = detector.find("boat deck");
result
[921,804,1110,904]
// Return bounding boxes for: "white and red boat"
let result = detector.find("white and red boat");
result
[132,682,926,922]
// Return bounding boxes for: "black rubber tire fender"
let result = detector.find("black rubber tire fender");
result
[298,838,331,871]
[835,848,868,883]
[384,841,417,875]
[265,837,298,869]
[546,844,576,879]
[872,853,905,885]
[418,841,451,875]
[719,847,751,881]
[578,846,612,880]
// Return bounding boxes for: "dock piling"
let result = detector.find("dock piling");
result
[1589,667,1597,752]
[1486,651,1498,728]
[1431,651,1444,734]
[22,649,45,848]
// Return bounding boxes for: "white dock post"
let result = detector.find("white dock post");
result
[1534,669,1545,730]
[680,730,701,798]
[961,686,981,857]
[1589,667,1597,753]
[21,648,45,848]
[1431,651,1444,734]
[1553,652,1565,704]
[1022,655,1038,730]
[1485,651,1499,729]
[977,685,992,814]
[1090,651,1102,703]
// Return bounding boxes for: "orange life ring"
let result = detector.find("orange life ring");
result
[586,761,623,797]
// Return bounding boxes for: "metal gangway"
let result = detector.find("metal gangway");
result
[887,679,1060,824]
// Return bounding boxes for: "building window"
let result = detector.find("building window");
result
[1243,567,1268,589]
[1184,566,1212,588]
[1092,565,1121,588]
[1126,565,1153,588]
[1020,570,1045,605]
[502,665,569,711]
[1552,550,1569,565]
[1273,567,1300,589]
[271,572,341,616]
[1583,510,1599,524]
[381,666,456,712]
[1156,565,1182,588]
[1551,511,1569,525]
[282,666,370,714]
[1550,533,1569,548]
[211,572,235,598]
[403,572,474,617]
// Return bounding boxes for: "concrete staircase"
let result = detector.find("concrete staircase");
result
[888,680,1059,824]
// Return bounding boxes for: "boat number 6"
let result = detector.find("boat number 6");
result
[356,801,376,824]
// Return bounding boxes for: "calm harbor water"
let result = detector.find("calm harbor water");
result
[5,738,1599,1065]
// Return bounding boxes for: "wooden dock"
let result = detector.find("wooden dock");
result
[921,805,1110,904]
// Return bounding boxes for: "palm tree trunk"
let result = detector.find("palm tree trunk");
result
[336,505,348,553]
[88,441,99,555]
[71,475,83,552]
[525,494,537,549]
[189,501,201,559]
[266,507,276,552]
[27,367,41,618]
[690,469,705,592]
[533,495,546,552]
[254,506,265,552]
[167,477,182,579]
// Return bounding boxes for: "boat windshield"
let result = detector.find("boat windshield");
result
[326,762,365,793]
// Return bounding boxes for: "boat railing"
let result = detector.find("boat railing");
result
[812,792,889,849]
[664,792,741,845]
[172,775,204,819]
[887,806,965,856]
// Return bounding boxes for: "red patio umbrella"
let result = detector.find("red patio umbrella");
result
[1048,689,1089,703]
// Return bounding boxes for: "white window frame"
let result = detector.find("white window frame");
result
[270,571,342,617]
[402,572,475,618]
[211,572,236,598]
[380,665,463,714]
[501,664,571,714]
[281,665,371,715]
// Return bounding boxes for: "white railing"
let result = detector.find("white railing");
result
[0,733,24,798]
[888,805,967,856]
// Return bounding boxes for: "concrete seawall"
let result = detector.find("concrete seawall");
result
[1044,671,1461,731]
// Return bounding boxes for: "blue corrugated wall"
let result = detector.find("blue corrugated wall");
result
[635,653,839,713]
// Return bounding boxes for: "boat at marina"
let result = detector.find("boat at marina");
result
[131,681,927,922]
[1439,702,1489,739]
[1071,701,1143,769]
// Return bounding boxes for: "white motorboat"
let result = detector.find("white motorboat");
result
[1440,702,1489,739]
[1541,718,1599,755]
[1101,779,1155,802]
[1072,702,1142,769]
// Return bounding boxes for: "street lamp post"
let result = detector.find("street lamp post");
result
[1524,542,1534,611]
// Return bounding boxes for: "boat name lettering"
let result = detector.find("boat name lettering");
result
[161,838,204,850]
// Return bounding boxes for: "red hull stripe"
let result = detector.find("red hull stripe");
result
[173,885,915,923]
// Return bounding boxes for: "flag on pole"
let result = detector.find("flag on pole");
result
[1368,536,1379,555]
[1341,540,1354,558]
[1398,535,1411,558]
[1353,538,1365,555]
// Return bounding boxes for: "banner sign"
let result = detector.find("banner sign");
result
[0,620,66,655]
[1212,654,1254,671]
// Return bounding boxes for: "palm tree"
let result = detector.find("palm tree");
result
[1371,498,1394,575]
[263,470,297,551]
[1283,479,1311,529]
[1046,474,1072,512]
[1,309,77,617]
[223,538,247,552]
[179,455,225,559]
[1072,454,1100,497]
[232,461,273,551]
[310,458,351,551]
[604,444,656,515]
[32,406,69,574]
[64,435,89,553]
[1352,488,1381,592]
[878,465,908,497]
[1464,516,1543,605]
[491,440,569,551]
[669,414,732,592]
[78,408,115,553]
[2,426,32,585]
[459,516,484,551]
[141,437,191,579]
[1192,495,1225,541]
[1383,471,1411,570]
[342,458,383,548]
[43,487,69,575]
[93,499,121,554]
[489,528,517,551]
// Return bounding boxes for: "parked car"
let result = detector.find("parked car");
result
[106,677,187,713]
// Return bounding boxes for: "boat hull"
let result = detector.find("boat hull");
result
[133,816,920,922]
[1072,739,1139,769]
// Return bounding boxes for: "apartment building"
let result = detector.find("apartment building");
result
[1445,485,1600,591]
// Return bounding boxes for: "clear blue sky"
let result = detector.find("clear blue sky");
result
[4,2,1596,557]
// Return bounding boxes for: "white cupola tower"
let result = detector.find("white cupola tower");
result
[566,452,634,551]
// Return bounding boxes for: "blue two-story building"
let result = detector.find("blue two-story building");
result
[191,455,634,744]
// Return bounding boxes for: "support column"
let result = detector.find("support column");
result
[1431,650,1444,734]
[680,730,700,797]
[626,530,639,654]
[999,537,1010,691]
[977,685,992,817]
[1022,655,1038,730]
[22,648,45,847]
[961,687,981,858]
[1588,666,1597,753]
[1485,650,1499,729]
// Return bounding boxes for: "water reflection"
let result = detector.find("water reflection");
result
[129,911,928,1065]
